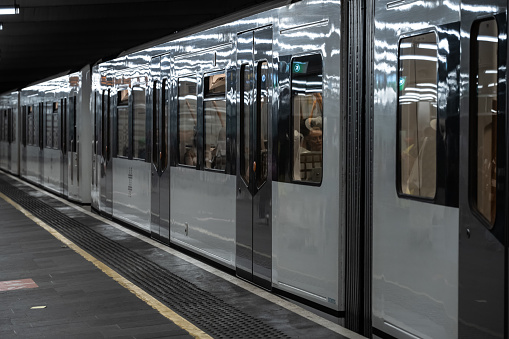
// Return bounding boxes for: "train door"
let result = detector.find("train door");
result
[236,27,272,289]
[68,93,80,199]
[91,91,99,210]
[6,107,12,170]
[99,88,113,216]
[372,3,462,338]
[20,104,26,177]
[458,4,507,338]
[61,98,68,197]
[37,101,44,185]
[150,56,170,243]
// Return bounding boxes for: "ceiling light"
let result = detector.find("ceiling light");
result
[0,5,19,15]
[0,23,3,30]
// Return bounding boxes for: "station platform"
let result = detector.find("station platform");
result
[0,171,363,339]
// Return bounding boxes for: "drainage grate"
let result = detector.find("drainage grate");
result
[0,177,290,339]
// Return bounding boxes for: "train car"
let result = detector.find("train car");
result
[4,0,509,337]
[92,0,346,316]
[19,66,92,203]
[373,0,507,338]
[0,91,19,176]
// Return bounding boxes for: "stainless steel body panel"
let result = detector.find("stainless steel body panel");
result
[271,1,342,310]
[0,93,16,173]
[69,67,92,203]
[112,158,151,232]
[0,92,20,175]
[25,146,40,184]
[373,1,461,338]
[170,167,236,267]
[43,148,62,195]
[0,143,7,170]
[17,70,91,203]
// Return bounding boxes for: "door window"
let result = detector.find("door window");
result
[471,18,498,226]
[291,54,323,184]
[398,33,438,199]
[203,73,226,171]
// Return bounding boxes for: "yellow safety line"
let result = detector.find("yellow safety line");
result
[0,192,212,339]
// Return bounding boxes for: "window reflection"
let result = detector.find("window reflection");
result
[291,54,323,184]
[240,64,251,184]
[178,77,197,166]
[133,87,146,160]
[398,33,437,199]
[204,72,226,171]
[256,61,269,188]
[473,18,498,226]
[46,103,53,148]
[117,89,129,158]
[52,102,59,149]
[28,105,34,145]
[204,100,226,170]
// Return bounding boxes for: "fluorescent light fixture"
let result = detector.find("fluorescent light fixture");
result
[417,83,438,88]
[477,35,497,43]
[0,5,19,15]
[400,55,438,62]
[418,43,437,50]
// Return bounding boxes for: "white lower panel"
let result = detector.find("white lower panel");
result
[170,167,235,268]
[112,158,151,232]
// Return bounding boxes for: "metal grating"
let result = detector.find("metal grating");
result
[0,177,289,339]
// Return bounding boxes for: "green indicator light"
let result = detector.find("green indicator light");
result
[292,62,308,74]
[399,76,406,91]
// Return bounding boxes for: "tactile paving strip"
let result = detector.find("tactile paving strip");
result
[0,177,289,339]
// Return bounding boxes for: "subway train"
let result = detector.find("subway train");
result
[0,0,508,338]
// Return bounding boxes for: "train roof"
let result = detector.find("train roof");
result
[0,0,287,95]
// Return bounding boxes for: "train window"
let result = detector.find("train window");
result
[257,61,269,188]
[45,103,53,148]
[178,77,197,166]
[398,33,438,199]
[204,72,226,171]
[472,18,498,226]
[204,73,226,97]
[133,87,146,160]
[22,106,26,146]
[240,64,252,184]
[152,82,159,165]
[61,98,66,154]
[28,106,34,146]
[2,110,7,142]
[102,90,110,159]
[52,102,59,149]
[161,79,168,171]
[39,103,44,149]
[70,96,77,153]
[291,54,323,184]
[117,89,129,158]
[6,109,10,143]
[10,109,15,143]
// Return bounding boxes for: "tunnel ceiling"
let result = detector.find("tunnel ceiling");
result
[0,0,286,94]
